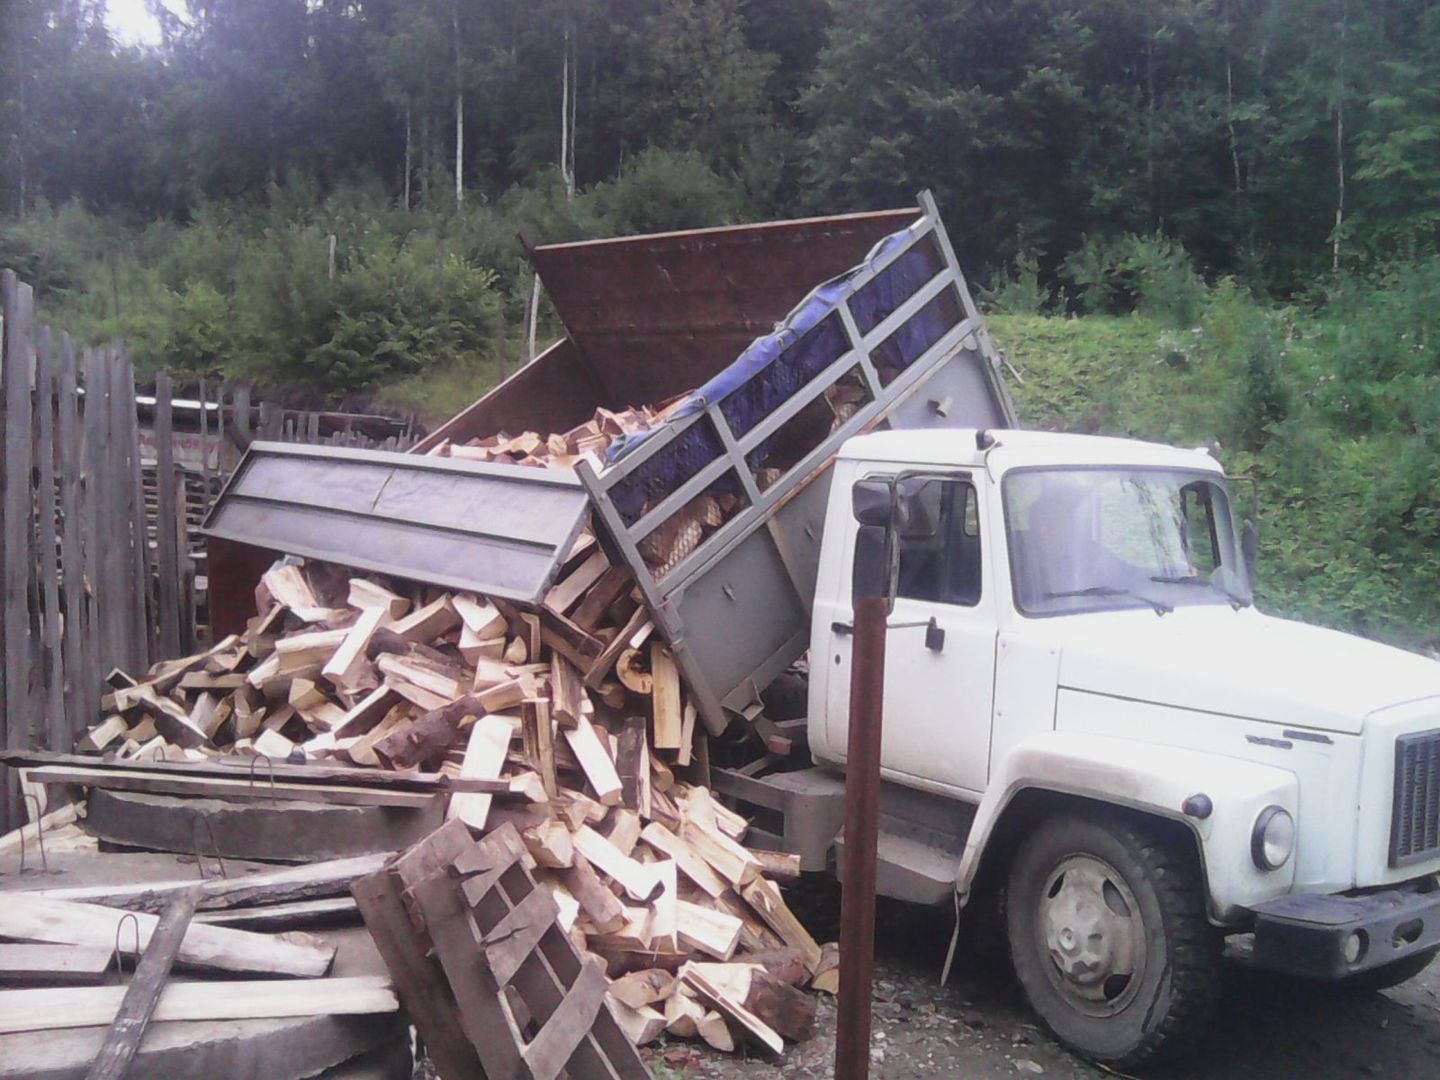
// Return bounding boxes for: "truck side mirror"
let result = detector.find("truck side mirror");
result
[1242,519,1259,582]
[851,478,899,606]
[852,477,897,527]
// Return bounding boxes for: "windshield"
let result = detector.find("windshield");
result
[1003,467,1250,616]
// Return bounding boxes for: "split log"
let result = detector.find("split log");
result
[809,942,840,993]
[679,964,783,1055]
[446,713,514,831]
[607,968,674,1010]
[740,878,822,973]
[559,853,626,934]
[650,644,682,750]
[562,714,623,806]
[374,695,484,769]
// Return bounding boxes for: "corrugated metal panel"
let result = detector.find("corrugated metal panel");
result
[201,442,589,603]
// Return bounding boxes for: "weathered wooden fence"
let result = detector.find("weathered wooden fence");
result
[0,270,425,831]
[0,271,201,831]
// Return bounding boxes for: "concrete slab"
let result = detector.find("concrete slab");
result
[84,789,443,862]
[0,850,279,891]
[0,1013,407,1079]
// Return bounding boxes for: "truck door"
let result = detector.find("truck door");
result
[824,473,997,795]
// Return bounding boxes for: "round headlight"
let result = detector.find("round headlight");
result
[1251,805,1295,870]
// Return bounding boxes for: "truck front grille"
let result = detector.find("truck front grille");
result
[1391,729,1440,866]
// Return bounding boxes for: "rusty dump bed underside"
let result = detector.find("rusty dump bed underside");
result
[417,207,919,449]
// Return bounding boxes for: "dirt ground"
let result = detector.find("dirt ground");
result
[647,880,1440,1079]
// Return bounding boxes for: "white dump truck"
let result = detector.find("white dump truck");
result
[207,193,1440,1068]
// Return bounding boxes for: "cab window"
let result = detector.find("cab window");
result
[895,478,982,606]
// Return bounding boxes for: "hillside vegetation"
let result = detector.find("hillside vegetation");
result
[3,1,1438,650]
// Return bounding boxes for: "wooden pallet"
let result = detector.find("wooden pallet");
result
[354,819,648,1080]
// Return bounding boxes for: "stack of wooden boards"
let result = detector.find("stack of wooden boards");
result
[0,836,398,1040]
[68,554,838,1057]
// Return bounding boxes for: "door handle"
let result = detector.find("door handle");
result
[831,617,945,652]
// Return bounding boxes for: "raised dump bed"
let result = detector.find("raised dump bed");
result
[205,192,1015,735]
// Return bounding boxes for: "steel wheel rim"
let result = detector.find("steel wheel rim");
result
[1034,853,1149,1018]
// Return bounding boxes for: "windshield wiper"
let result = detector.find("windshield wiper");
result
[1150,574,1252,610]
[1044,585,1173,616]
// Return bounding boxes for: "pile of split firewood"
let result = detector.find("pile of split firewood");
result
[422,403,673,471]
[75,550,837,1055]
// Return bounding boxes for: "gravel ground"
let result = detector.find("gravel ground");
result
[645,880,1440,1079]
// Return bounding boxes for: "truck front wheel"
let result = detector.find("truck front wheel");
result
[1006,813,1221,1069]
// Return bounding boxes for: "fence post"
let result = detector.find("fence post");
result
[154,371,181,659]
[35,326,65,758]
[57,334,87,748]
[1,270,36,831]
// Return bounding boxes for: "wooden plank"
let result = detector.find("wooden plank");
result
[0,944,113,986]
[0,894,334,977]
[447,713,514,831]
[21,765,441,809]
[0,801,80,854]
[57,338,92,749]
[1,272,35,831]
[85,884,201,1080]
[0,749,504,795]
[153,370,182,660]
[34,328,65,759]
[0,976,396,1036]
[350,867,482,1080]
[650,643,683,750]
[116,350,151,674]
[523,958,610,1079]
[81,351,110,715]
[22,854,389,914]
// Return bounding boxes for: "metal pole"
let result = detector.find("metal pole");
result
[835,593,888,1080]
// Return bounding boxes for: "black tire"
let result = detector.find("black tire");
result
[1006,812,1222,1070]
[760,672,808,721]
[1337,947,1438,993]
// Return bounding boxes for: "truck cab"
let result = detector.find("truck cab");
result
[724,425,1440,1067]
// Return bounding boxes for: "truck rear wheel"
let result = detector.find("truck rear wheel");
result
[1006,813,1221,1069]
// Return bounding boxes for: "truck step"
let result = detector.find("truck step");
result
[834,828,960,906]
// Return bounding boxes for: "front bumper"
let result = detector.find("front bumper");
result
[1251,881,1440,979]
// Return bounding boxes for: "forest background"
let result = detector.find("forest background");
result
[3,0,1439,648]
